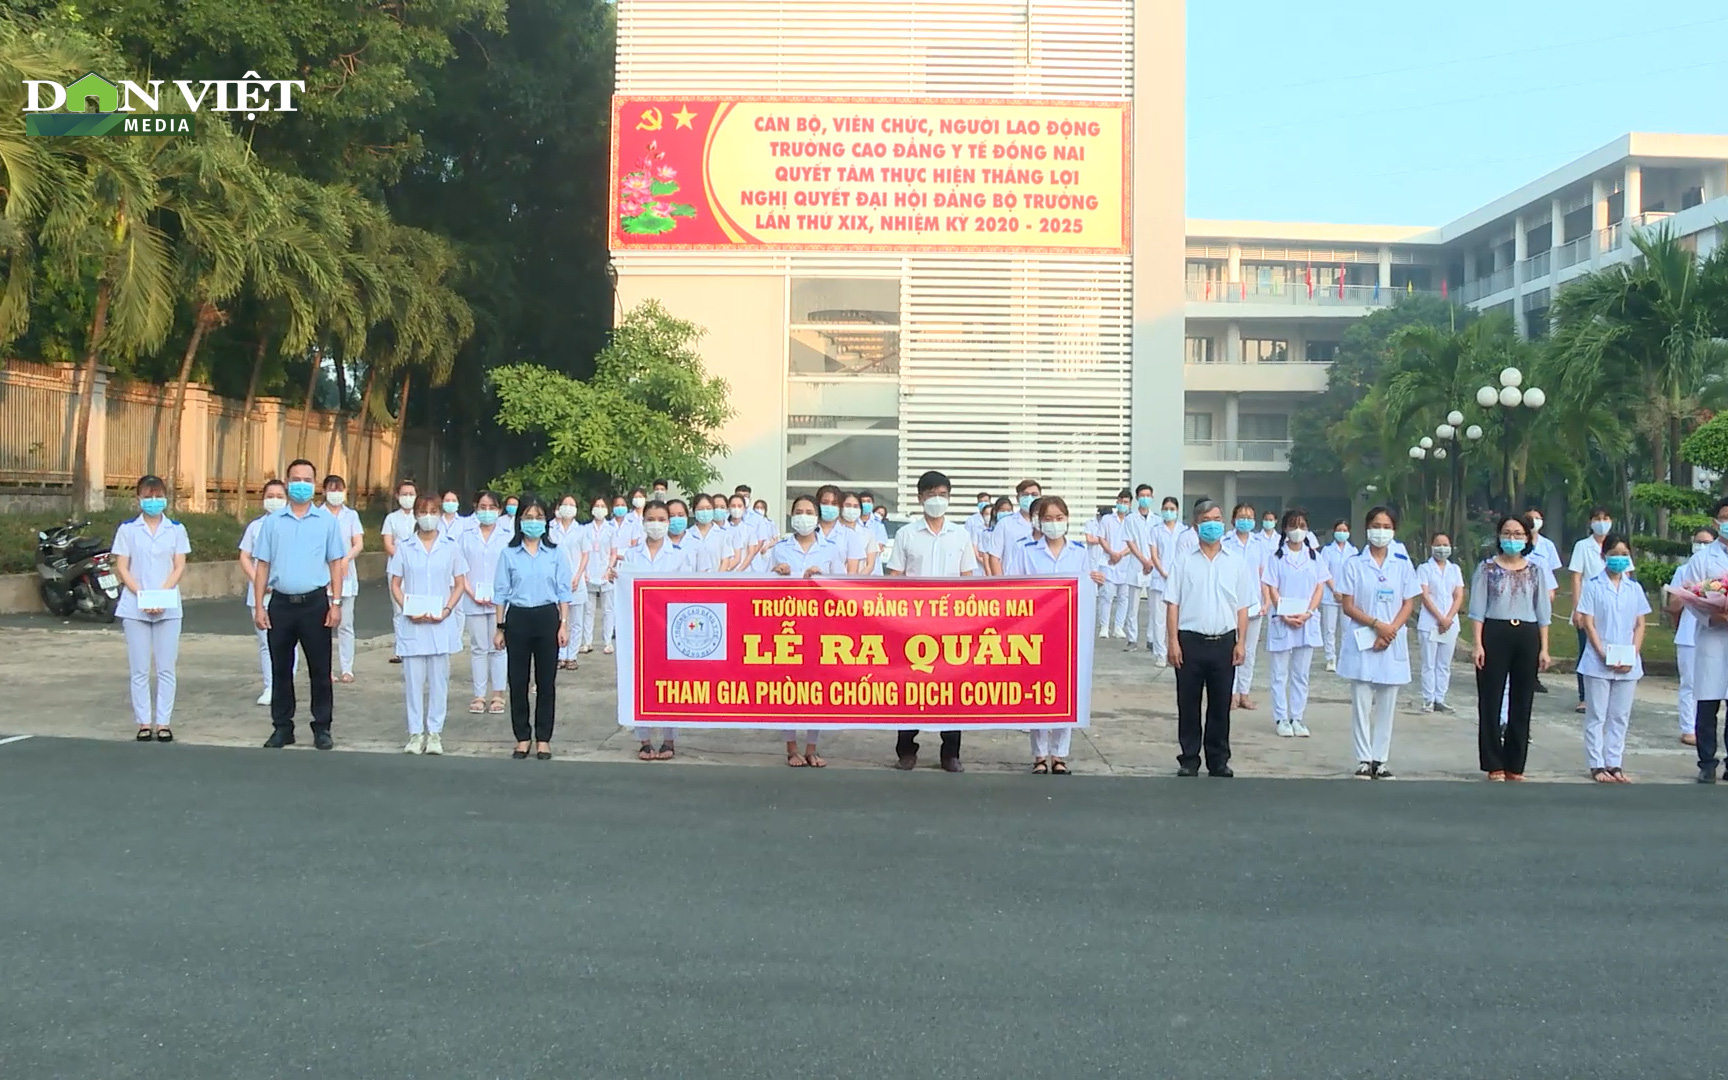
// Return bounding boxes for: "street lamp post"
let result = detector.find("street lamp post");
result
[1476,367,1546,514]
[1408,442,1431,551]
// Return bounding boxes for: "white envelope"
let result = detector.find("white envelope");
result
[1247,601,1262,618]
[1276,597,1307,618]
[472,582,494,603]
[1433,622,1460,645]
[1353,625,1379,651]
[1605,644,1636,668]
[403,595,443,618]
[137,588,181,611]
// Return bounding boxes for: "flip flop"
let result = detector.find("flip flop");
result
[468,699,486,714]
[488,699,506,714]
[805,753,826,768]
[787,753,808,767]
[637,743,656,761]
[1051,760,1069,775]
[136,728,154,742]
[155,728,173,743]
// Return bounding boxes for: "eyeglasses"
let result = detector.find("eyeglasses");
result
[1498,534,1526,542]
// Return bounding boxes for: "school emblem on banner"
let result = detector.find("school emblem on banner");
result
[667,604,726,661]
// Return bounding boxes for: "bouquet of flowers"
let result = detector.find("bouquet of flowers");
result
[1664,573,1728,616]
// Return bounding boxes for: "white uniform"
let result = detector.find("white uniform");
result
[688,523,734,574]
[1224,531,1269,696]
[622,538,696,742]
[1675,548,1706,737]
[388,532,468,737]
[1576,571,1650,771]
[1018,536,1091,760]
[1097,511,1137,639]
[239,516,296,693]
[1415,557,1465,709]
[1319,540,1358,667]
[1336,548,1421,767]
[767,532,847,747]
[867,515,889,575]
[1262,545,1328,730]
[816,522,866,572]
[549,518,589,662]
[458,523,512,700]
[580,518,617,648]
[114,516,189,730]
[1122,510,1156,645]
[838,519,882,573]
[380,509,417,628]
[1144,519,1188,663]
[330,504,364,677]
[1675,543,1728,710]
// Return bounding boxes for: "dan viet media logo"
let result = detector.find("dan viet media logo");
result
[22,70,305,137]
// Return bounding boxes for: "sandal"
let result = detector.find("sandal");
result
[338,673,355,684]
[656,743,676,761]
[389,656,402,664]
[787,752,808,767]
[805,753,826,768]
[1608,767,1631,783]
[1032,760,1050,774]
[488,697,506,714]
[468,698,486,714]
[638,742,656,761]
[155,728,173,742]
[1591,768,1614,783]
[136,728,154,742]
[1051,760,1069,775]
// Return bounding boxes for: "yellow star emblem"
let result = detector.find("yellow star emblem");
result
[671,104,697,129]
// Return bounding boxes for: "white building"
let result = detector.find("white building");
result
[1183,132,1728,520]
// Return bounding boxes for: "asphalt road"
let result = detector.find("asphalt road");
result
[0,582,396,638]
[1,738,1721,1080]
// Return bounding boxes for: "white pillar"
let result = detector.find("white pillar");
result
[1225,321,1242,364]
[1377,245,1392,290]
[1288,328,1304,364]
[1592,177,1609,232]
[1223,473,1238,512]
[1704,164,1727,203]
[1224,393,1240,462]
[1226,242,1242,285]
[1513,214,1528,265]
[1624,164,1643,225]
[1550,197,1566,247]
[80,367,109,513]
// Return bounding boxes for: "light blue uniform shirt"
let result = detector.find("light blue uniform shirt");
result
[113,515,190,622]
[253,503,347,595]
[494,542,576,609]
[771,534,844,577]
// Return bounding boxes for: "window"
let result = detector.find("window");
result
[1242,338,1289,363]
[1390,266,1432,292]
[1239,413,1289,441]
[790,278,900,375]
[1185,261,1223,284]
[1243,263,1288,295]
[1305,341,1340,363]
[1183,412,1213,443]
[1184,336,1216,364]
[786,433,899,486]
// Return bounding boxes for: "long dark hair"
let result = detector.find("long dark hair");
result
[1274,506,1317,560]
[507,495,557,549]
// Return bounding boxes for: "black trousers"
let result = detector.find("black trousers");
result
[1476,618,1540,773]
[267,593,334,735]
[1696,701,1727,772]
[1175,630,1235,771]
[505,604,560,743]
[896,729,961,759]
[1575,626,1588,701]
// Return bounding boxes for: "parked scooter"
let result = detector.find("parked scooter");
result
[36,521,119,620]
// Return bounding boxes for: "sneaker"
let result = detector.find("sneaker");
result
[1112,629,1128,640]
[1353,762,1373,779]
[1275,720,1294,737]
[1419,701,1434,713]
[404,733,426,755]
[1098,628,1110,640]
[1434,700,1454,714]
[256,689,272,707]
[424,733,443,756]
[1291,720,1310,738]
[1153,657,1168,669]
[1123,641,1136,652]
[1372,762,1396,780]
[1324,660,1336,673]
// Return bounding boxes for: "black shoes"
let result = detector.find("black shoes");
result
[1534,680,1549,694]
[940,757,964,773]
[1700,766,1719,784]
[1209,765,1235,778]
[263,731,295,749]
[1176,763,1199,777]
[313,730,334,751]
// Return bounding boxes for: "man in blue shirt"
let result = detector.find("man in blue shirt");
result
[251,458,349,749]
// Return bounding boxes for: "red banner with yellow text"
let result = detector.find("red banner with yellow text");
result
[616,576,1094,729]
[608,96,1130,254]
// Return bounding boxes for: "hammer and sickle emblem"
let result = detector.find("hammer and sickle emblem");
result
[636,107,663,131]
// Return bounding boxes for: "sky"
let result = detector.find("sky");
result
[1186,0,1728,226]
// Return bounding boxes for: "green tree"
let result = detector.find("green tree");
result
[490,301,732,495]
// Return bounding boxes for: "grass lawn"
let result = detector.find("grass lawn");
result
[0,507,379,575]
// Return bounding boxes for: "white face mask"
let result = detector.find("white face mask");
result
[1696,542,1713,555]
[592,506,606,519]
[1528,517,1543,532]
[922,496,950,519]
[729,506,745,521]
[398,493,416,510]
[1431,546,1452,561]
[632,496,647,510]
[325,491,346,507]
[790,513,818,536]
[1286,528,1307,546]
[643,520,669,541]
[262,496,286,514]
[415,514,439,533]
[555,505,577,520]
[841,506,861,523]
[1366,528,1394,549]
[1041,519,1069,540]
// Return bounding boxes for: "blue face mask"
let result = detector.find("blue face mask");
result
[1137,496,1153,510]
[694,508,714,525]
[1018,494,1035,512]
[519,519,546,539]
[612,505,627,519]
[476,509,499,526]
[1198,520,1227,544]
[1234,518,1254,534]
[668,515,688,535]
[1499,538,1525,556]
[504,504,517,517]
[1605,554,1632,574]
[139,496,167,517]
[819,504,839,523]
[1334,531,1350,544]
[1160,509,1178,523]
[862,502,874,515]
[286,480,315,504]
[1115,503,1130,516]
[978,501,989,512]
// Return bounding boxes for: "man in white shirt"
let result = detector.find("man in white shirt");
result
[964,491,991,552]
[887,469,979,772]
[1165,500,1254,778]
[379,478,419,664]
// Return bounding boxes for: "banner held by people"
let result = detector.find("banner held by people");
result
[616,575,1095,729]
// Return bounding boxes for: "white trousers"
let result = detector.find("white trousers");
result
[1144,589,1168,660]
[122,617,180,727]
[780,729,822,744]
[335,598,356,676]
[1030,728,1073,758]
[403,653,450,735]
[585,582,615,647]
[1233,616,1262,694]
[1268,646,1313,724]
[1582,675,1636,769]
[1321,603,1341,663]
[253,621,298,689]
[1350,680,1399,764]
[559,589,588,661]
[1418,631,1456,705]
[1678,644,1696,735]
[1097,583,1134,635]
[635,726,678,742]
[466,612,507,698]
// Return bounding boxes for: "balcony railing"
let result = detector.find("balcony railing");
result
[1183,438,1294,464]
[1459,265,1517,304]
[1518,251,1551,282]
[1554,234,1593,269]
[1185,281,1432,308]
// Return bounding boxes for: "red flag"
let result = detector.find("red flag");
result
[1441,279,1449,299]
[1337,265,1346,299]
[1305,265,1313,299]
[1240,279,1246,300]
[1205,279,1212,299]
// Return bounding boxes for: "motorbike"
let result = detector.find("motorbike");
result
[36,521,119,621]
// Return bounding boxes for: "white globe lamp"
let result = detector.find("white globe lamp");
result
[1437,424,1455,439]
[1408,446,1426,460]
[1433,447,1448,460]
[1477,386,1500,407]
[1498,386,1523,408]
[1465,424,1484,440]
[1447,410,1465,426]
[1500,367,1523,388]
[1523,387,1546,409]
